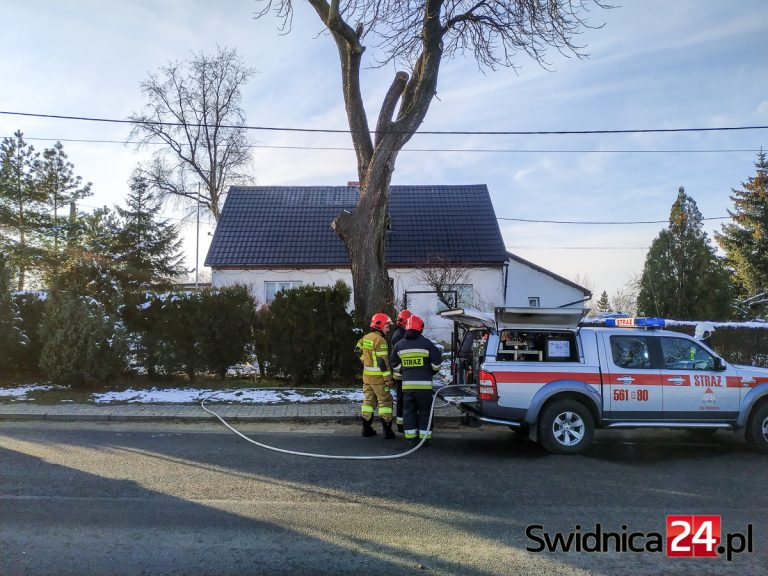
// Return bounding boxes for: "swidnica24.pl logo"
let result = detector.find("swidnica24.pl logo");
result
[526,516,753,561]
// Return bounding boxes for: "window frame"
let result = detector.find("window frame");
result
[264,280,303,303]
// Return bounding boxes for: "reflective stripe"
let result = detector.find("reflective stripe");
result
[375,351,389,357]
[393,373,402,380]
[361,405,374,413]
[418,430,432,439]
[359,339,374,349]
[404,429,418,439]
[431,363,442,370]
[396,417,404,424]
[398,348,429,355]
[379,407,393,415]
[399,351,428,359]
[364,369,391,378]
[402,380,434,390]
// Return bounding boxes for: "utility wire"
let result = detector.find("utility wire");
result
[2,110,767,136]
[498,216,730,224]
[2,135,761,155]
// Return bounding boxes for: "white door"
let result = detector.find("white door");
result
[602,333,663,418]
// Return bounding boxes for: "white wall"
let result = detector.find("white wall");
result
[504,258,588,309]
[212,266,504,345]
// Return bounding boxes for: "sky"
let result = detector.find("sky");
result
[1,0,767,299]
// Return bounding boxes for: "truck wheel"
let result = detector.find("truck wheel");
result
[539,399,594,455]
[746,403,768,454]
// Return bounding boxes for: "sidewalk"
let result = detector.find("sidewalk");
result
[0,402,462,423]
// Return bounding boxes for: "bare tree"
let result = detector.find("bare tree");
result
[129,47,256,221]
[256,1,609,321]
[415,258,471,310]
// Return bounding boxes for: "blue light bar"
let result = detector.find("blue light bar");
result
[605,317,665,329]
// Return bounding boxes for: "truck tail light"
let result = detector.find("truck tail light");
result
[478,370,498,401]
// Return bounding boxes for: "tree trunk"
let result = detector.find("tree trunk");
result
[333,166,396,323]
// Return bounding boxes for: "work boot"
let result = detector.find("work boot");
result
[361,417,377,437]
[381,418,396,440]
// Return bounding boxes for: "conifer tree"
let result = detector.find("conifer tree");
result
[114,170,185,291]
[715,151,768,316]
[596,291,611,314]
[637,187,733,320]
[0,131,44,290]
[39,290,127,386]
[0,253,28,372]
[35,141,92,281]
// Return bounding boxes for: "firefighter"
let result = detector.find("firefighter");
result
[389,309,412,433]
[355,313,396,439]
[390,315,442,447]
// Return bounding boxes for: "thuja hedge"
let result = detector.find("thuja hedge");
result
[123,285,257,380]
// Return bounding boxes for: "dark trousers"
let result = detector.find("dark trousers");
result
[395,380,403,426]
[403,389,434,439]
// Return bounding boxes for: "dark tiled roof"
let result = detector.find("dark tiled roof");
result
[205,185,507,267]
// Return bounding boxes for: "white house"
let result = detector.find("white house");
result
[205,184,591,343]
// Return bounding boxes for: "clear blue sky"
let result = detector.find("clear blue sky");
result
[1,0,767,298]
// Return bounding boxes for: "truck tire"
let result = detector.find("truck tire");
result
[745,402,768,454]
[538,399,594,455]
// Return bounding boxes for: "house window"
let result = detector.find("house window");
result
[437,284,473,312]
[265,281,302,303]
[528,297,540,308]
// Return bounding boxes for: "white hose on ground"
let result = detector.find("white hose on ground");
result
[200,381,465,460]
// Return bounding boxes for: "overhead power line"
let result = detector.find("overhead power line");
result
[1,110,767,136]
[2,135,761,155]
[498,216,730,224]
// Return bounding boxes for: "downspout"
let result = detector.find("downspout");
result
[502,259,509,304]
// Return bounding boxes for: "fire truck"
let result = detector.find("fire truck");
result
[439,307,768,455]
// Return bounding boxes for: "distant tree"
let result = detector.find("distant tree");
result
[35,141,92,280]
[609,278,639,317]
[0,253,28,372]
[415,257,472,310]
[0,131,44,290]
[114,170,186,291]
[56,207,124,313]
[715,151,768,318]
[595,290,611,314]
[637,187,733,320]
[255,0,611,322]
[129,47,256,221]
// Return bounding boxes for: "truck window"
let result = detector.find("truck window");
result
[610,336,652,369]
[660,337,716,371]
[497,330,578,362]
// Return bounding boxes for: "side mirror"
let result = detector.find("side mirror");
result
[713,357,727,372]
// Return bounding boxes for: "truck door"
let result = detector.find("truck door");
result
[658,335,740,420]
[601,333,663,418]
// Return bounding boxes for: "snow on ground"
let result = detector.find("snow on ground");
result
[93,387,365,404]
[0,385,66,399]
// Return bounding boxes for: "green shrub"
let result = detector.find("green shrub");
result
[12,291,46,374]
[124,287,255,380]
[257,281,358,385]
[39,291,128,387]
[0,255,28,374]
[199,286,256,378]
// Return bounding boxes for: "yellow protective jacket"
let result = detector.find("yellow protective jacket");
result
[356,330,392,385]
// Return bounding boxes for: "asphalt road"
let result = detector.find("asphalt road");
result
[0,421,766,576]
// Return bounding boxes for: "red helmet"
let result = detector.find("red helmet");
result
[370,313,393,330]
[406,315,424,333]
[396,309,413,327]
